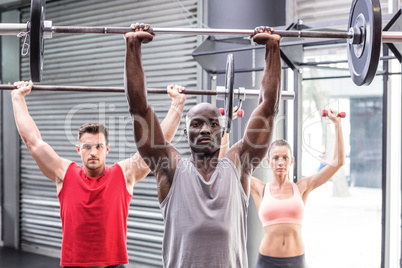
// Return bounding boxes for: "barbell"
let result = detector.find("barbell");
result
[0,84,294,99]
[0,0,397,86]
[0,84,294,134]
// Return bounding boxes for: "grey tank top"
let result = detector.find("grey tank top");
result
[160,157,249,268]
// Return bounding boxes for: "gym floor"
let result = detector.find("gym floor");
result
[0,246,60,268]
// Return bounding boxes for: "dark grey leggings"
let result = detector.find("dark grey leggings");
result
[62,265,126,268]
[255,253,305,268]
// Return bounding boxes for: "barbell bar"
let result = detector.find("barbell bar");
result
[46,26,359,39]
[0,82,294,134]
[0,84,295,100]
[0,23,361,39]
[0,0,392,86]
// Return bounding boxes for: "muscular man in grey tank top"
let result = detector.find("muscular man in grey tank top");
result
[124,24,282,268]
[160,157,248,267]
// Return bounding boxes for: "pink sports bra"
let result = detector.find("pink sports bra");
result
[258,182,304,227]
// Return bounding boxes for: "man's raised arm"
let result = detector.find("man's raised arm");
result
[227,27,281,175]
[124,24,180,185]
[11,81,71,187]
[120,85,186,188]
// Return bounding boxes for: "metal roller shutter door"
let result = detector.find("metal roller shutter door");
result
[19,0,199,266]
[295,0,389,26]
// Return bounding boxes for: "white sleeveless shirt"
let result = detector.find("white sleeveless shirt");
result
[160,157,249,268]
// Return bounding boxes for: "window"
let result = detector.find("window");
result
[299,46,384,268]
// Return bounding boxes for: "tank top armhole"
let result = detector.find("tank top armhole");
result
[58,162,78,198]
[159,158,185,209]
[221,157,249,205]
[114,163,133,197]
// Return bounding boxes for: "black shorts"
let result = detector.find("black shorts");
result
[255,253,306,268]
[62,265,126,268]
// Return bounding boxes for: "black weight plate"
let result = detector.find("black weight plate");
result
[347,0,382,86]
[30,0,45,82]
[225,54,234,133]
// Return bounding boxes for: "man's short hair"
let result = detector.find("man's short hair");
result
[78,122,109,144]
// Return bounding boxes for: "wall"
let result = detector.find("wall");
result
[1,9,20,248]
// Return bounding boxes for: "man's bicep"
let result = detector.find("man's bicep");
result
[30,140,71,183]
[242,109,274,153]
[132,108,168,162]
[131,108,181,181]
[133,142,180,176]
[119,152,151,184]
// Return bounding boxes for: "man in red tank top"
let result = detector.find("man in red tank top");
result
[11,81,186,268]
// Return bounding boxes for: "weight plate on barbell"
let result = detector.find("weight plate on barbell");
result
[30,0,45,82]
[225,54,234,134]
[347,0,382,86]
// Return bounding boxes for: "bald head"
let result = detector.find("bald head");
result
[187,103,221,117]
[186,103,223,129]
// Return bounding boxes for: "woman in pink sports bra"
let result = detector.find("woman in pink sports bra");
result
[250,109,344,268]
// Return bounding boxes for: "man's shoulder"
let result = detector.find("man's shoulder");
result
[173,157,188,170]
[66,161,79,171]
[219,157,236,168]
[109,163,125,174]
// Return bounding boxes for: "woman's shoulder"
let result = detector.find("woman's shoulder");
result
[251,177,266,191]
[295,177,310,194]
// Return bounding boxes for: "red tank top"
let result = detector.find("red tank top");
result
[58,162,132,267]
[258,182,304,227]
